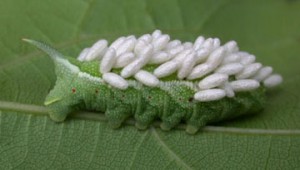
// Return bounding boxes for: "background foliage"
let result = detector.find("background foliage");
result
[0,0,300,169]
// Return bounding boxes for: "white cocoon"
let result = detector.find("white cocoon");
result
[103,72,128,90]
[236,63,262,79]
[206,47,225,69]
[149,52,170,64]
[187,63,214,80]
[114,52,135,68]
[183,42,193,49]
[194,89,226,102]
[215,63,244,75]
[110,37,126,50]
[173,49,193,64]
[213,38,221,50]
[193,36,205,50]
[177,52,196,79]
[230,79,260,92]
[100,48,116,73]
[202,38,214,52]
[224,41,238,54]
[222,82,235,97]
[253,66,273,81]
[152,35,170,51]
[154,61,179,78]
[222,53,241,64]
[198,73,228,90]
[263,74,283,88]
[152,30,162,40]
[167,45,185,56]
[138,34,152,43]
[195,48,210,64]
[77,48,90,61]
[240,54,256,65]
[134,70,159,87]
[121,45,153,78]
[166,40,181,50]
[85,40,108,61]
[134,39,148,56]
[116,37,136,56]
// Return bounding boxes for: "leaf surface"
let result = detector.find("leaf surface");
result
[0,0,300,169]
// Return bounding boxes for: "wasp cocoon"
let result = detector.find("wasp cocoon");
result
[121,45,153,78]
[195,48,210,63]
[202,38,214,53]
[230,79,260,92]
[236,63,262,79]
[177,52,196,79]
[138,34,152,43]
[215,63,244,75]
[152,35,170,51]
[77,48,89,61]
[85,40,108,61]
[187,63,214,80]
[114,52,135,68]
[240,54,256,65]
[222,82,235,98]
[198,73,228,90]
[263,74,283,88]
[194,89,226,102]
[115,36,136,56]
[152,30,162,40]
[110,37,126,50]
[100,48,116,73]
[173,49,193,63]
[223,40,238,54]
[149,52,170,64]
[167,45,185,56]
[134,70,159,87]
[222,53,241,64]
[134,39,147,55]
[154,61,179,78]
[213,38,221,50]
[183,42,193,49]
[166,40,181,50]
[103,72,128,90]
[254,66,273,81]
[194,36,205,50]
[206,47,225,69]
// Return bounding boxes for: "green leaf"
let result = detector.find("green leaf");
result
[1,0,300,169]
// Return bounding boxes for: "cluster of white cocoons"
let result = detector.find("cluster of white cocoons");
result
[77,30,283,102]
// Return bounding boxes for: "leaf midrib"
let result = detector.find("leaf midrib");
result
[1,100,299,135]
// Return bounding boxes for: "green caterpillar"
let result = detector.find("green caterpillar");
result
[23,32,282,134]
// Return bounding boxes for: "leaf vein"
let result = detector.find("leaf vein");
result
[151,127,193,170]
[1,101,300,135]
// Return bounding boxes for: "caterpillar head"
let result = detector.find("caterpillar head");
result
[44,72,84,122]
[23,39,83,122]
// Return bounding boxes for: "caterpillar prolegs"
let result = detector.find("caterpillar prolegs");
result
[23,30,282,134]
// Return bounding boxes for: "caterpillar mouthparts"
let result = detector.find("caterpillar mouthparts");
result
[23,30,283,134]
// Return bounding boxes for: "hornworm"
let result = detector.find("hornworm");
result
[23,30,282,134]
